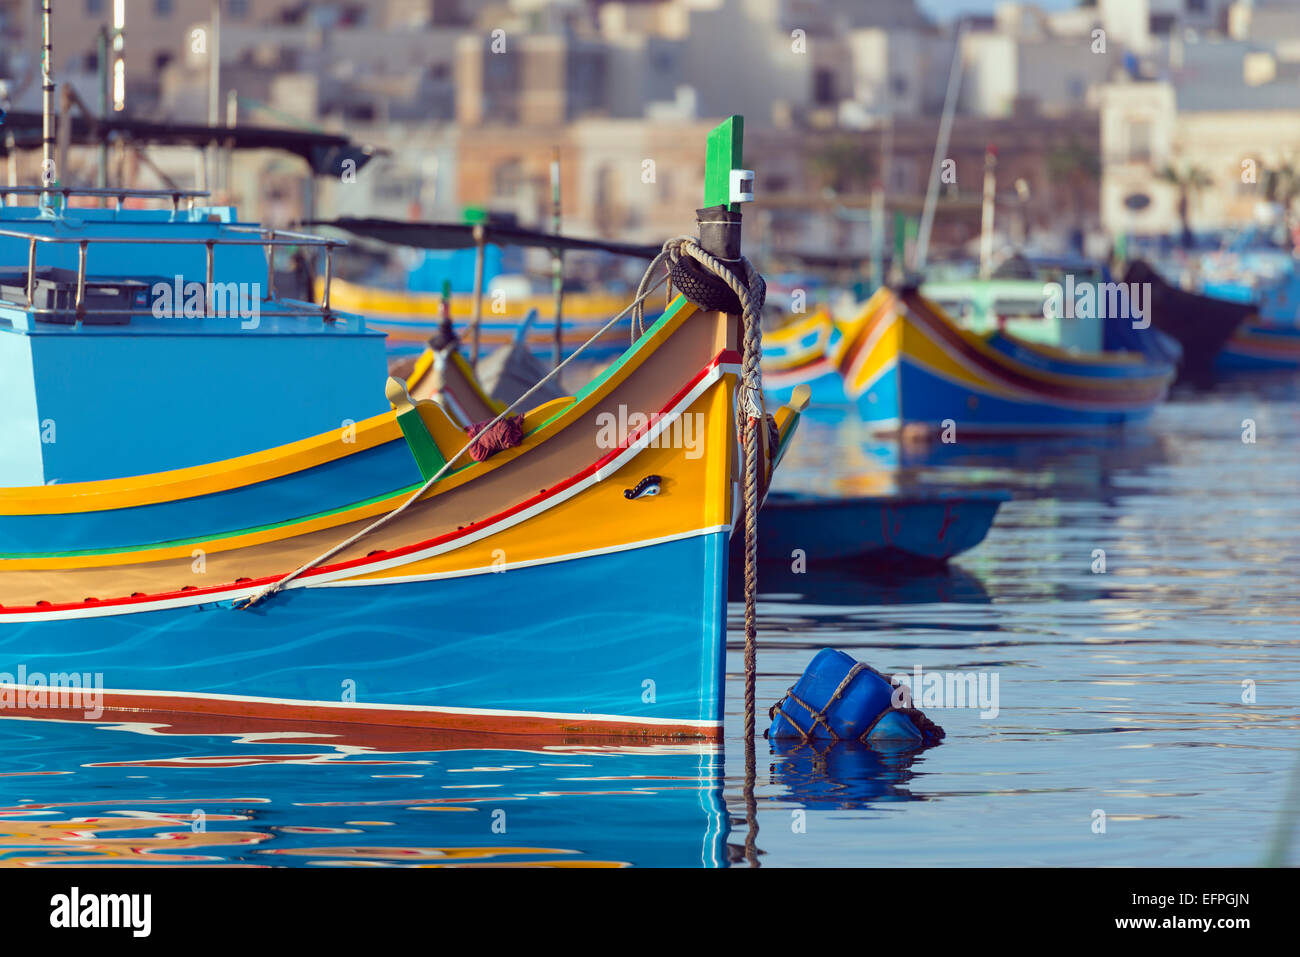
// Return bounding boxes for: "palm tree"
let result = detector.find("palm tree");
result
[1046,137,1100,253]
[1263,160,1300,214]
[807,136,875,196]
[1156,163,1213,249]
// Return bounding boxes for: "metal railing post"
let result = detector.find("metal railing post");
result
[26,238,37,305]
[205,240,215,317]
[322,243,333,318]
[265,229,276,301]
[74,240,88,324]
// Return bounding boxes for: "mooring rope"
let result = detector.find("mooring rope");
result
[631,236,766,741]
[238,272,669,610]
[632,234,694,342]
[667,238,766,868]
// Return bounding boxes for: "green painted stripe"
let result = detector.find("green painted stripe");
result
[396,407,448,480]
[0,482,427,560]
[11,295,696,563]
[533,293,692,433]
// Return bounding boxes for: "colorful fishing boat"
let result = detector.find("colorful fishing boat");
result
[326,276,638,362]
[1120,256,1300,372]
[311,211,664,364]
[1216,321,1300,370]
[0,117,804,740]
[763,286,1175,435]
[1123,259,1253,381]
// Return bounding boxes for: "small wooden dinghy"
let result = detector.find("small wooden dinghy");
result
[733,488,1007,568]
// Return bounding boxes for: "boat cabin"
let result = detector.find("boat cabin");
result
[0,187,387,485]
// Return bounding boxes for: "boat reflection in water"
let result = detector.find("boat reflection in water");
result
[0,711,727,868]
[731,558,992,608]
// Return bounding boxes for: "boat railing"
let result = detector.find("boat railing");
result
[0,185,212,212]
[0,222,343,322]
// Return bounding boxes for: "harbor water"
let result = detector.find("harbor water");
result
[1,374,1296,867]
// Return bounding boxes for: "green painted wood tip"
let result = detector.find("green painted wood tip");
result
[704,115,745,211]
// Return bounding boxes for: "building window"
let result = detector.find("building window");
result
[85,0,104,15]
[229,0,251,19]
[493,159,523,200]
[891,74,908,96]
[154,0,174,16]
[1187,0,1207,13]
[1149,13,1175,34]
[813,69,836,105]
[1126,121,1152,162]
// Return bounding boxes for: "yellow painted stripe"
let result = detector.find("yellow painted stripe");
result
[338,381,735,583]
[324,277,628,321]
[450,352,508,414]
[2,300,707,569]
[899,307,1167,396]
[407,347,436,389]
[0,413,403,515]
[842,310,901,396]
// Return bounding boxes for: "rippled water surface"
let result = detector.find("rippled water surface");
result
[2,374,1297,867]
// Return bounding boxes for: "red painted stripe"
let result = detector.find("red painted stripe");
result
[2,349,742,617]
[900,292,1171,405]
[0,695,720,740]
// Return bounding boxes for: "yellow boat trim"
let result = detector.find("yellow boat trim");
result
[324,276,629,321]
[0,413,403,515]
[1,299,709,568]
[338,382,735,584]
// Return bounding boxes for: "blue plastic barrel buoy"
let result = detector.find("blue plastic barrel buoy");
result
[769,648,943,747]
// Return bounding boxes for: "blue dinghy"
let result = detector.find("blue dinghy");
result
[746,488,1008,567]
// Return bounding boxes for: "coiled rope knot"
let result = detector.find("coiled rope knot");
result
[633,236,766,419]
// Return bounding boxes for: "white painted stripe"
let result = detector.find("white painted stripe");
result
[842,309,900,395]
[326,360,739,582]
[319,524,731,587]
[900,309,1158,411]
[5,361,741,622]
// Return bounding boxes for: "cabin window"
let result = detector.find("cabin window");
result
[993,299,1045,318]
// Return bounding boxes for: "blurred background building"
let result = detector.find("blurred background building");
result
[1,0,1296,285]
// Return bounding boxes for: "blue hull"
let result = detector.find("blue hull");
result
[888,359,1159,431]
[747,490,1006,566]
[0,532,729,734]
